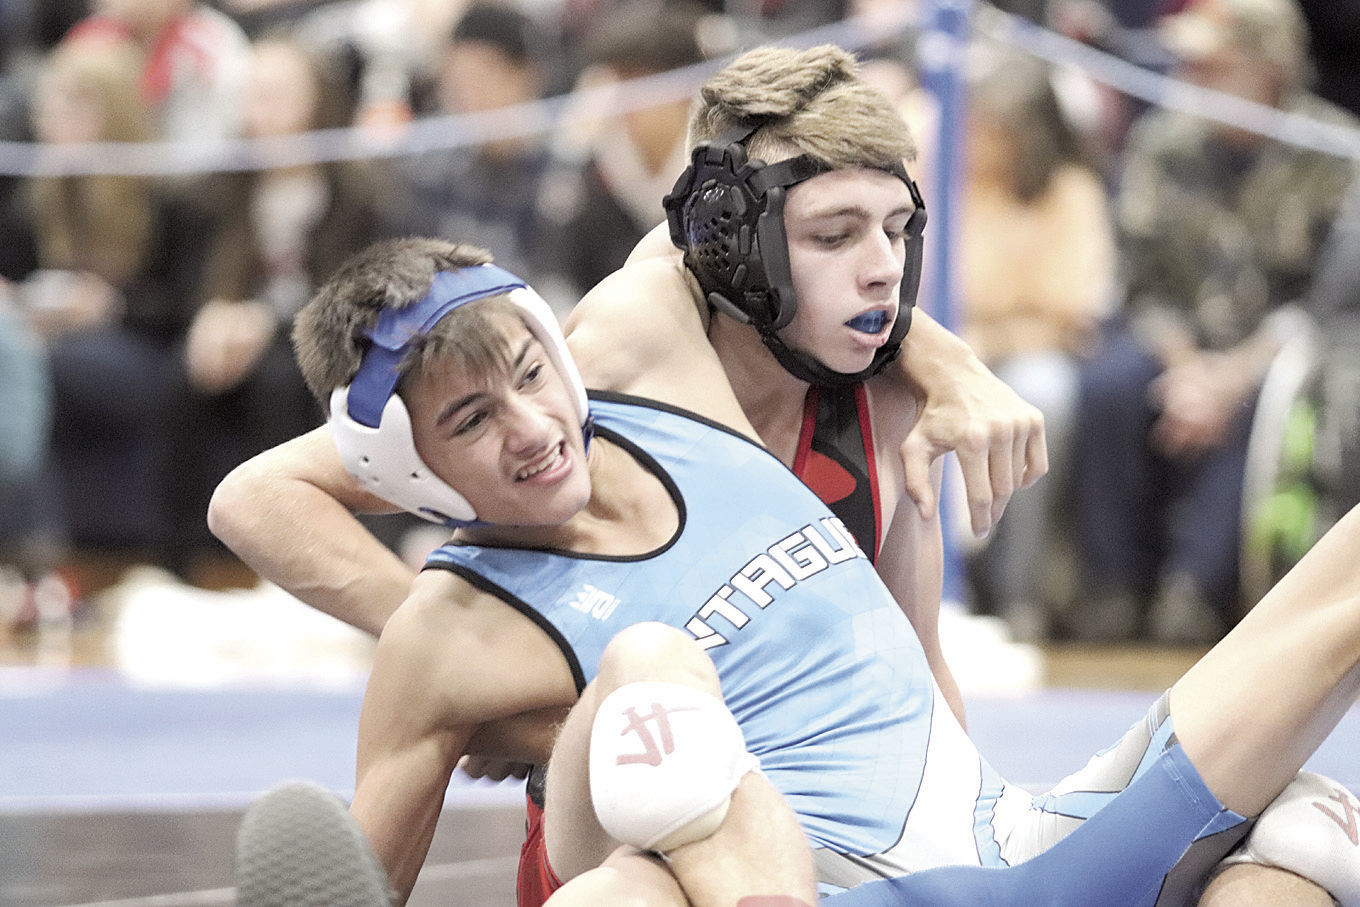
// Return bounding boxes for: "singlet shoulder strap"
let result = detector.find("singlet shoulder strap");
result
[792,385,881,562]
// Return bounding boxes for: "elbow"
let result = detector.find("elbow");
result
[206,462,257,549]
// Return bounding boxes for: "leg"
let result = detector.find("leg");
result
[1170,503,1360,817]
[1199,864,1334,906]
[1069,322,1163,637]
[543,622,815,905]
[1198,770,1360,906]
[547,847,686,906]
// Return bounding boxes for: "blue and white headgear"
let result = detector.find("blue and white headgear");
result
[328,265,591,527]
[663,123,927,388]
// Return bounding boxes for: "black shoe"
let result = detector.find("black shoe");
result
[236,781,393,907]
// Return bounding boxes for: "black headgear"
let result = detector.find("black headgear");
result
[663,124,927,387]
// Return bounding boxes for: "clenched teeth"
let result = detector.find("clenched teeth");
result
[517,443,564,481]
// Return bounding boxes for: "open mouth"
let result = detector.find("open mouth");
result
[846,311,888,334]
[516,442,565,481]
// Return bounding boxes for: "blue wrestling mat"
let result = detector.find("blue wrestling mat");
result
[3,668,1358,812]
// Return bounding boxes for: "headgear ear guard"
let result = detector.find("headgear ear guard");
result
[663,124,927,388]
[328,265,591,527]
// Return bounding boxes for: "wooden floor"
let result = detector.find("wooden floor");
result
[0,554,1212,907]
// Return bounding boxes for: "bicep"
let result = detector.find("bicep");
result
[207,427,415,636]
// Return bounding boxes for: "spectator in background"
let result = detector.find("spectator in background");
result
[177,32,393,565]
[534,0,710,304]
[1241,174,1360,600]
[0,279,56,616]
[1293,0,1360,119]
[384,2,561,308]
[956,47,1115,641]
[1070,0,1360,643]
[16,33,214,561]
[64,0,252,145]
[0,9,40,284]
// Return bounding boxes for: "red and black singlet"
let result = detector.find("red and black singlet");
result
[792,385,881,564]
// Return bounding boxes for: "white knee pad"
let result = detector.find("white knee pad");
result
[588,681,760,853]
[1217,771,1360,905]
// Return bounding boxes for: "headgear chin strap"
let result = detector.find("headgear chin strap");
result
[663,124,927,388]
[328,265,591,527]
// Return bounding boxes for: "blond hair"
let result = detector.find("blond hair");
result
[687,45,916,169]
[28,36,155,283]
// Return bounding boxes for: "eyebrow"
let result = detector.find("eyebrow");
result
[803,201,916,222]
[435,337,534,428]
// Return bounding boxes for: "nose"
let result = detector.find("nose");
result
[861,230,906,292]
[502,394,553,455]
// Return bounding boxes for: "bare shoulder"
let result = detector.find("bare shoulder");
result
[564,260,755,433]
[565,257,710,387]
[374,569,578,725]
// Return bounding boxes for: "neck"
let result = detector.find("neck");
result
[457,435,676,554]
[707,315,810,461]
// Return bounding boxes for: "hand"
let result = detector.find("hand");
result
[184,298,276,394]
[457,755,532,783]
[1150,351,1252,457]
[901,364,1048,538]
[22,270,122,338]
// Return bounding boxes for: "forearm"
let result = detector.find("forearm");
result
[352,752,455,904]
[207,431,416,636]
[898,308,992,398]
[878,473,967,727]
[894,309,1048,535]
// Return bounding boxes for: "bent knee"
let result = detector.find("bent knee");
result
[589,680,758,853]
[597,623,719,692]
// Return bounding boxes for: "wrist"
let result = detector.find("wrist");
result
[900,310,987,397]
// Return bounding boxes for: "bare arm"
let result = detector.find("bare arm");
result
[896,309,1048,538]
[351,576,474,903]
[352,571,576,902]
[565,258,758,439]
[207,426,419,636]
[874,424,965,726]
[624,222,1049,538]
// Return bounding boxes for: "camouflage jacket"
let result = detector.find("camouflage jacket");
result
[1115,92,1360,351]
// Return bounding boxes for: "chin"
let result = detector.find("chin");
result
[830,352,878,375]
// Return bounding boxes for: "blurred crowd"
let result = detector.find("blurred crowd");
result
[0,0,1358,651]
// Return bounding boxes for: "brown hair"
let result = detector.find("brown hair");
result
[968,50,1097,203]
[293,236,531,410]
[687,44,916,169]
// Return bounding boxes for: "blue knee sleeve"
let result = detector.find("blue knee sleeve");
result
[826,741,1246,906]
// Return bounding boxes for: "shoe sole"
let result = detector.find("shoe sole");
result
[236,780,393,907]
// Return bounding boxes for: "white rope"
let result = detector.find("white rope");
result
[3,5,1356,175]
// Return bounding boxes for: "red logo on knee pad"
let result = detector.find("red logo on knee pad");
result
[614,703,699,767]
[1313,788,1360,846]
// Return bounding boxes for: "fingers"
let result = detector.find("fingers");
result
[958,431,1000,538]
[458,755,532,782]
[1021,418,1049,490]
[985,434,1016,533]
[899,393,1049,537]
[963,407,1045,536]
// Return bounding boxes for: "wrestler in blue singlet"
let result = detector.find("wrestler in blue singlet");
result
[426,392,1248,902]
